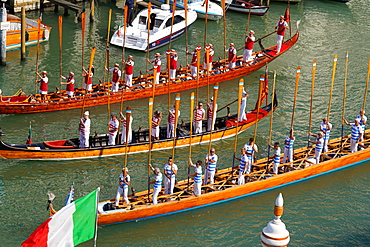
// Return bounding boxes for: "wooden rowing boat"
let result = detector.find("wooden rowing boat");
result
[0,94,277,160]
[0,30,299,114]
[47,129,370,226]
[6,14,51,51]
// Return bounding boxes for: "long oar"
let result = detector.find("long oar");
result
[307,60,316,148]
[341,52,349,147]
[168,0,177,49]
[58,16,63,91]
[245,5,251,36]
[145,3,152,73]
[203,0,209,50]
[207,83,219,155]
[196,48,201,104]
[253,75,264,142]
[121,6,128,70]
[232,79,244,171]
[171,94,181,169]
[34,17,41,94]
[206,47,210,102]
[147,97,154,201]
[103,9,112,84]
[123,106,131,171]
[222,0,227,59]
[267,71,277,161]
[290,66,300,129]
[167,50,171,111]
[187,92,195,187]
[327,55,338,121]
[81,13,86,88]
[184,0,189,65]
[362,57,370,112]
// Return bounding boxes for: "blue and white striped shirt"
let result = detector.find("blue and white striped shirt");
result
[206,154,218,172]
[320,122,332,141]
[239,154,248,172]
[350,123,361,141]
[274,147,281,164]
[154,173,162,189]
[315,138,324,152]
[164,164,178,179]
[194,166,202,184]
[285,136,295,149]
[356,114,367,132]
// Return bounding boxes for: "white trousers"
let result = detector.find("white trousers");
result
[314,149,322,164]
[155,73,160,84]
[194,182,201,196]
[276,35,284,53]
[243,49,253,62]
[190,66,197,78]
[203,170,215,185]
[121,126,132,143]
[193,121,202,134]
[152,127,159,138]
[115,186,129,206]
[66,91,74,97]
[170,69,176,80]
[283,148,293,163]
[322,139,328,153]
[228,62,236,69]
[273,162,279,175]
[125,74,133,88]
[167,123,175,138]
[207,117,215,132]
[109,133,117,145]
[203,63,212,72]
[164,177,175,195]
[152,187,161,204]
[79,133,89,148]
[111,81,119,92]
[350,139,358,153]
[238,171,245,185]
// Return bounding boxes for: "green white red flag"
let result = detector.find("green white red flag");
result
[22,188,99,247]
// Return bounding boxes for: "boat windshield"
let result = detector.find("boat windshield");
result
[165,16,185,28]
[139,16,147,25]
[154,19,163,28]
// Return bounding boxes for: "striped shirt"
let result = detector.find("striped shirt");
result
[243,143,258,160]
[194,108,205,122]
[350,123,361,140]
[108,119,119,136]
[274,147,281,164]
[356,114,367,132]
[154,173,162,189]
[285,136,295,149]
[194,166,202,184]
[119,174,130,189]
[239,154,248,172]
[164,164,178,179]
[169,109,180,124]
[315,137,324,152]
[206,154,218,172]
[320,122,332,141]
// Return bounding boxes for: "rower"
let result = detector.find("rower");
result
[243,30,255,63]
[239,89,248,121]
[188,158,203,196]
[203,148,218,186]
[152,110,162,140]
[163,156,178,195]
[105,63,121,92]
[167,104,180,138]
[79,111,91,148]
[283,129,295,164]
[207,97,217,132]
[60,72,75,98]
[269,142,281,175]
[203,44,214,72]
[169,49,178,81]
[36,71,48,101]
[146,53,162,84]
[114,168,131,207]
[308,131,324,164]
[187,46,201,78]
[343,118,363,153]
[108,113,119,145]
[356,110,367,148]
[243,138,258,174]
[234,148,248,185]
[225,43,237,70]
[275,15,289,54]
[193,102,205,134]
[320,117,332,153]
[124,55,134,89]
[120,111,133,144]
[82,65,94,93]
[148,164,163,205]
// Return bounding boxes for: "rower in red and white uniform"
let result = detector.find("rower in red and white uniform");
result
[108,113,119,145]
[105,63,121,92]
[125,55,134,89]
[152,110,162,140]
[60,72,75,98]
[226,43,237,69]
[36,71,48,101]
[79,111,91,148]
[82,66,94,93]
[243,30,255,63]
[203,44,214,72]
[207,97,217,131]
[169,49,178,81]
[167,104,180,138]
[187,46,201,78]
[147,53,162,84]
[275,15,289,54]
[120,111,133,144]
[193,102,205,134]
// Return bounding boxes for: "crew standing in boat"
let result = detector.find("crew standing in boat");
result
[234,148,248,185]
[108,113,119,145]
[169,49,178,81]
[120,111,133,144]
[79,111,91,148]
[356,110,367,146]
[269,142,281,175]
[167,104,180,138]
[115,168,130,207]
[204,148,218,185]
[239,89,248,121]
[105,63,121,92]
[152,110,162,140]
[343,118,363,153]
[187,46,201,78]
[275,16,289,54]
[124,56,134,89]
[188,158,203,196]
[308,131,324,164]
[82,66,94,93]
[147,53,162,84]
[149,164,162,205]
[36,71,48,101]
[320,117,332,153]
[243,138,258,174]
[207,97,217,131]
[283,129,295,164]
[193,102,205,134]
[163,157,178,195]
[60,72,75,98]
[204,44,214,72]
[243,30,255,63]
[226,43,237,69]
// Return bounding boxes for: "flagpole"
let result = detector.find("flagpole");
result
[93,187,100,247]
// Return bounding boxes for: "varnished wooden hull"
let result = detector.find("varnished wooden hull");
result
[97,132,370,226]
[0,31,299,114]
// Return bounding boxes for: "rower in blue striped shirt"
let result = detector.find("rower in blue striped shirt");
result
[308,131,324,164]
[343,118,363,153]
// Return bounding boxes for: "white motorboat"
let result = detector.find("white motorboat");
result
[110,4,198,51]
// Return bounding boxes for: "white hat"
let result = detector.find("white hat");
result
[84,111,89,116]
[249,30,255,34]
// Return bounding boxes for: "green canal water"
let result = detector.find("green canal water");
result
[0,0,370,246]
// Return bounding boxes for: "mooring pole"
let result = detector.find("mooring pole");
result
[0,0,8,66]
[21,7,26,60]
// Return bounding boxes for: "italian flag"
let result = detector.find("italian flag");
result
[22,188,99,247]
